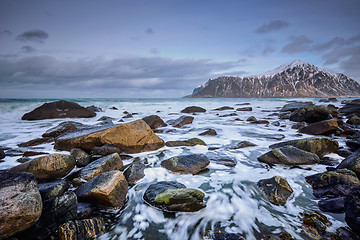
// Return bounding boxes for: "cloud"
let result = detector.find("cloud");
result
[282,35,313,53]
[145,28,154,34]
[262,46,276,56]
[0,30,12,36]
[150,48,160,55]
[255,20,289,34]
[20,46,36,53]
[16,29,49,43]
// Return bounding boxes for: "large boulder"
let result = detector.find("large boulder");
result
[168,116,194,128]
[58,218,105,240]
[280,101,314,112]
[299,119,338,135]
[143,181,206,212]
[258,146,320,165]
[42,121,83,138]
[10,154,75,180]
[75,170,128,208]
[269,137,339,158]
[181,106,206,113]
[161,154,210,174]
[318,197,345,213]
[337,149,360,177]
[339,99,360,116]
[289,105,335,123]
[257,176,293,206]
[54,119,165,153]
[345,188,360,234]
[165,138,206,147]
[0,172,42,239]
[142,115,167,129]
[22,100,96,120]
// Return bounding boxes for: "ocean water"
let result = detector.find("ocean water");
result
[0,98,349,239]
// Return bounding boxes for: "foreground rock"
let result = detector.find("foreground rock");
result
[301,211,331,239]
[257,176,293,206]
[168,116,194,128]
[10,154,75,180]
[142,115,167,129]
[0,172,42,239]
[22,100,96,120]
[161,154,210,174]
[165,138,206,147]
[269,137,339,158]
[289,105,336,123]
[54,119,165,153]
[345,188,360,234]
[143,181,205,212]
[298,119,338,135]
[70,148,91,167]
[75,170,128,208]
[38,179,69,200]
[42,121,84,138]
[58,218,105,240]
[124,162,146,186]
[181,106,206,113]
[337,149,360,177]
[258,146,320,165]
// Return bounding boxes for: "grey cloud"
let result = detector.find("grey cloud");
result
[262,46,276,56]
[282,35,313,53]
[20,46,36,53]
[255,20,289,34]
[0,30,12,36]
[145,28,154,34]
[16,29,49,43]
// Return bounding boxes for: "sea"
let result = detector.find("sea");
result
[0,98,351,240]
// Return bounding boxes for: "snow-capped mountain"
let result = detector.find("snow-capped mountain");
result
[187,60,360,98]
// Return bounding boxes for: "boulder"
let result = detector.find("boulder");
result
[269,137,339,158]
[124,162,146,186]
[251,120,270,124]
[0,172,42,240]
[92,145,121,156]
[23,151,48,157]
[142,115,167,129]
[257,176,293,206]
[161,154,210,174]
[42,121,83,138]
[54,119,165,153]
[247,116,257,121]
[318,197,345,213]
[331,227,360,240]
[77,202,95,219]
[199,129,217,136]
[280,101,314,112]
[347,115,360,125]
[75,170,128,208]
[298,119,338,135]
[165,138,206,147]
[86,105,103,112]
[143,181,205,212]
[236,107,252,111]
[291,121,308,129]
[337,149,360,177]
[289,105,335,123]
[301,211,331,238]
[339,99,360,116]
[58,218,105,240]
[18,137,53,147]
[0,149,5,159]
[38,179,70,200]
[346,137,360,151]
[72,153,123,186]
[180,106,206,113]
[168,116,194,128]
[97,116,115,122]
[10,154,75,180]
[219,113,237,117]
[225,140,257,149]
[22,100,96,120]
[70,148,91,168]
[258,146,320,165]
[345,188,360,234]
[213,106,234,111]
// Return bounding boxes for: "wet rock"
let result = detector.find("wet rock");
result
[330,227,360,240]
[123,113,133,118]
[258,146,320,165]
[70,148,91,168]
[319,99,330,103]
[23,151,48,157]
[339,99,360,116]
[213,106,234,111]
[269,137,339,158]
[0,148,4,159]
[75,170,128,208]
[42,121,83,138]
[271,121,280,127]
[337,149,360,177]
[318,197,345,213]
[124,162,146,186]
[257,176,293,206]
[92,145,121,156]
[220,113,237,117]
[97,116,115,122]
[167,116,194,128]
[267,134,286,140]
[289,105,335,123]
[72,153,123,186]
[291,121,308,129]
[280,101,314,112]
[181,106,206,113]
[247,116,257,121]
[161,154,210,174]
[226,140,257,149]
[165,138,206,147]
[251,120,270,124]
[345,188,360,234]
[10,154,75,180]
[38,179,70,200]
[58,218,105,240]
[337,149,353,158]
[86,105,103,112]
[236,102,250,106]
[265,233,294,240]
[301,211,331,238]
[142,115,167,129]
[298,119,338,135]
[199,129,217,136]
[22,100,96,120]
[77,202,95,219]
[16,156,31,163]
[207,232,245,240]
[110,106,118,110]
[346,137,360,151]
[0,172,42,240]
[143,181,206,212]
[54,119,165,153]
[18,137,53,147]
[236,107,252,111]
[347,115,360,125]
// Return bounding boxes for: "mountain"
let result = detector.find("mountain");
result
[187,60,360,98]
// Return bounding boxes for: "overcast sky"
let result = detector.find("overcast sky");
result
[0,0,359,98]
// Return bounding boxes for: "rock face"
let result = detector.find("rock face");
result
[161,154,210,174]
[10,154,75,180]
[298,119,338,135]
[345,188,360,234]
[54,119,165,153]
[58,218,105,240]
[75,170,128,208]
[143,181,206,212]
[187,60,360,98]
[142,115,167,129]
[22,100,96,120]
[0,172,42,239]
[257,176,293,206]
[258,146,320,165]
[180,106,206,113]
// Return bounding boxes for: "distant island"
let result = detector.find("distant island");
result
[186,60,360,98]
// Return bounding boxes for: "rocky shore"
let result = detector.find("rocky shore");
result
[1,99,360,239]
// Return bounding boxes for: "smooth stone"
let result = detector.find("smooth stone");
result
[346,137,360,151]
[38,179,69,200]
[289,105,336,123]
[257,176,293,206]
[77,202,96,219]
[258,146,320,165]
[301,211,330,238]
[0,149,4,159]
[271,121,281,127]
[167,116,194,128]
[180,106,206,113]
[92,145,121,156]
[226,140,257,149]
[339,99,360,116]
[58,218,105,240]
[42,121,83,138]
[86,105,103,112]
[23,151,48,157]
[70,148,91,168]
[161,154,210,174]
[247,116,257,121]
[236,107,252,111]
[299,119,338,135]
[219,113,237,117]
[199,129,217,136]
[347,115,360,125]
[97,116,115,122]
[18,137,53,147]
[345,188,360,234]
[208,233,245,240]
[165,138,206,147]
[213,106,234,111]
[123,162,146,186]
[142,115,167,129]
[337,149,360,177]
[331,227,360,240]
[280,101,313,112]
[318,197,345,213]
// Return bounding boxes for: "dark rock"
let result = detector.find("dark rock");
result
[199,129,217,136]
[269,137,339,158]
[143,181,206,212]
[57,218,105,240]
[10,154,75,180]
[220,113,237,117]
[165,138,206,147]
[289,105,335,123]
[142,115,167,129]
[97,116,115,122]
[258,146,320,165]
[38,179,69,200]
[0,172,42,239]
[257,176,293,206]
[226,140,257,149]
[22,100,96,120]
[208,232,245,240]
[70,148,91,168]
[339,99,360,116]
[330,227,360,240]
[110,106,118,110]
[265,233,294,240]
[301,211,331,238]
[280,101,314,112]
[181,106,206,113]
[328,98,338,102]
[92,145,121,156]
[42,121,83,138]
[210,158,236,167]
[16,157,31,163]
[337,149,360,177]
[347,115,360,125]
[236,102,251,106]
[247,116,257,121]
[318,197,345,213]
[319,99,330,103]
[298,119,338,135]
[337,149,353,158]
[213,106,234,111]
[345,188,360,234]
[124,162,146,186]
[267,134,286,140]
[271,121,280,127]
[236,107,252,111]
[75,170,128,208]
[161,154,210,174]
[251,120,270,124]
[77,202,95,219]
[0,149,4,159]
[18,137,53,147]
[291,121,308,129]
[346,137,360,151]
[86,105,103,112]
[23,151,48,157]
[168,116,194,128]
[123,114,133,118]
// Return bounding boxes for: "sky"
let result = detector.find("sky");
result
[0,0,359,98]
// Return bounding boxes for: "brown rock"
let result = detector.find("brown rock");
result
[199,129,217,136]
[58,218,105,240]
[257,176,293,206]
[299,119,338,135]
[168,116,194,128]
[18,137,53,147]
[142,115,167,129]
